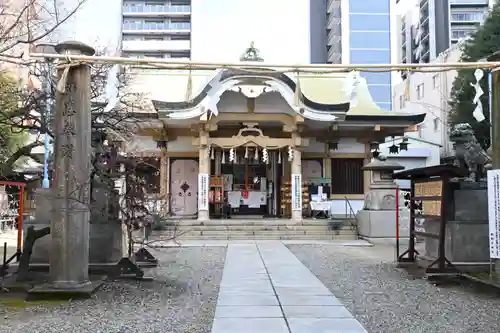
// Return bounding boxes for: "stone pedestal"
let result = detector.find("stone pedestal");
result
[26,189,123,264]
[356,158,404,241]
[422,181,490,271]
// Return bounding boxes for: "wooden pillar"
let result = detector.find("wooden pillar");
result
[291,131,302,222]
[198,129,210,221]
[50,41,95,288]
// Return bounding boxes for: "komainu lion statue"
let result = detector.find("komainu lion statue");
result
[449,123,492,181]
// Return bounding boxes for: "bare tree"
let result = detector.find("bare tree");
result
[0,0,89,63]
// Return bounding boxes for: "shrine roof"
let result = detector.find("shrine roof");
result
[127,67,425,124]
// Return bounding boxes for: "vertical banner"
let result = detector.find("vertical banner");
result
[488,170,500,258]
[291,173,302,211]
[198,173,209,211]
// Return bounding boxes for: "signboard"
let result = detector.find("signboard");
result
[414,180,442,217]
[487,170,500,258]
[198,173,209,211]
[291,174,302,211]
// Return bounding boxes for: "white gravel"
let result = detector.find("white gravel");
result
[288,244,500,333]
[0,247,226,333]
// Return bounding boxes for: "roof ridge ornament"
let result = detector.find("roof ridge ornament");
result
[240,41,264,62]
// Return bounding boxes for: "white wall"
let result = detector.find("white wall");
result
[190,0,311,63]
[392,43,462,159]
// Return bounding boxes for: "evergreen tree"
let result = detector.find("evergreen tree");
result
[448,3,500,149]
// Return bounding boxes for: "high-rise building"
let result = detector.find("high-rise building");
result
[121,0,191,59]
[320,0,393,109]
[398,0,490,65]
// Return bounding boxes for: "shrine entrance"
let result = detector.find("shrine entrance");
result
[205,124,297,219]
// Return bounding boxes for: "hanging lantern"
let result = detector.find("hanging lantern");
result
[210,146,215,160]
[244,146,249,159]
[389,136,399,154]
[399,138,409,151]
[278,150,282,164]
[327,141,338,151]
[221,150,226,164]
[156,140,167,149]
[254,147,259,161]
[369,141,379,151]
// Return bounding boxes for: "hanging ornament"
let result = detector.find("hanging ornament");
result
[234,150,238,164]
[229,148,235,163]
[221,150,226,164]
[288,146,294,162]
[254,147,259,161]
[185,67,193,101]
[471,69,485,122]
[210,146,215,160]
[262,148,268,164]
[278,150,282,164]
[294,71,301,107]
[244,146,249,159]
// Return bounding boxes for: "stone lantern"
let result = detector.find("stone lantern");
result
[356,156,404,241]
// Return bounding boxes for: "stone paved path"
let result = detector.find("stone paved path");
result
[211,241,368,333]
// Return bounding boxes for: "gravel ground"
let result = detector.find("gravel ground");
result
[288,244,500,333]
[0,247,226,333]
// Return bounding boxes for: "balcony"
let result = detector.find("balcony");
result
[122,22,191,33]
[122,40,190,52]
[450,0,489,5]
[450,11,486,24]
[123,4,191,17]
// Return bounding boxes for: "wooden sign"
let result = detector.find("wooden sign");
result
[414,180,442,217]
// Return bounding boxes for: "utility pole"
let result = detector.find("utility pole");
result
[34,43,57,189]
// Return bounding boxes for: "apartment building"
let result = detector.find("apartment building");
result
[121,0,191,59]
[397,0,490,65]
[393,43,462,158]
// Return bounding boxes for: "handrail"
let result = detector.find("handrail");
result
[344,196,360,236]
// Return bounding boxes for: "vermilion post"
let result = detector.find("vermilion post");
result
[17,185,25,261]
[395,185,400,261]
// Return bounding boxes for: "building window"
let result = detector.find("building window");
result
[432,74,439,88]
[417,83,424,99]
[433,118,439,131]
[330,158,364,195]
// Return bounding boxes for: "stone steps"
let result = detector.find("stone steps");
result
[151,219,358,240]
[173,234,357,241]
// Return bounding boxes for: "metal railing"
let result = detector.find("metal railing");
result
[122,22,191,30]
[344,197,360,237]
[123,5,191,13]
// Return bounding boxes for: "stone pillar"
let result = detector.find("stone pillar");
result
[291,131,302,222]
[198,129,210,221]
[50,41,95,288]
[159,148,168,213]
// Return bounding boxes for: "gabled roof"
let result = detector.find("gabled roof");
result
[143,68,424,124]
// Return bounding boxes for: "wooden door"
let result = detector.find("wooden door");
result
[170,159,199,216]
